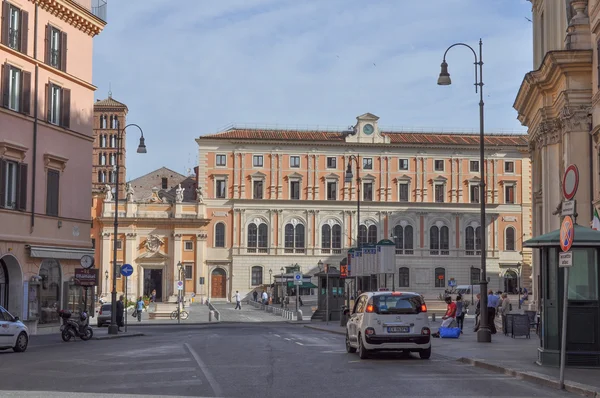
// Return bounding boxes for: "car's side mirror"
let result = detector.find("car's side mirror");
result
[14,316,19,321]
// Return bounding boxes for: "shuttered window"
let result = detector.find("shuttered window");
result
[1,2,28,54]
[1,63,31,115]
[46,169,60,216]
[46,84,70,128]
[0,160,27,211]
[45,25,67,72]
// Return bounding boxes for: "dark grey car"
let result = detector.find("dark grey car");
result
[97,303,112,327]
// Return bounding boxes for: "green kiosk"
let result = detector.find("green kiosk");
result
[524,225,600,367]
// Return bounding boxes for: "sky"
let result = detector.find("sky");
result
[92,0,534,180]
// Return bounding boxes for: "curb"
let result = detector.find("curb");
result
[458,358,600,398]
[93,332,145,340]
[103,321,215,327]
[303,324,345,335]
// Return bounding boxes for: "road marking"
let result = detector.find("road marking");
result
[295,342,304,346]
[273,334,281,337]
[93,367,196,377]
[284,338,291,341]
[184,343,223,397]
[106,379,204,390]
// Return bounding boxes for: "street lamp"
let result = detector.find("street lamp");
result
[269,269,272,287]
[438,39,490,343]
[516,262,522,309]
[280,267,284,307]
[104,270,109,296]
[345,156,360,300]
[177,261,184,323]
[108,123,147,335]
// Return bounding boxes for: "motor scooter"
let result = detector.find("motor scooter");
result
[58,309,93,341]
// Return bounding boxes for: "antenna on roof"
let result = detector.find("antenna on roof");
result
[108,82,112,98]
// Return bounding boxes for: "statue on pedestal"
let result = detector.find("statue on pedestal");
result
[176,184,185,203]
[104,184,113,202]
[196,186,204,203]
[126,183,135,202]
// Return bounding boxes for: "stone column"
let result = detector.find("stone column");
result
[239,153,245,199]
[422,157,428,202]
[314,155,320,200]
[307,153,313,200]
[125,233,137,300]
[270,152,275,198]
[172,234,183,301]
[386,156,391,201]
[233,150,239,198]
[277,154,283,199]
[458,159,463,202]
[415,157,421,202]
[196,232,207,300]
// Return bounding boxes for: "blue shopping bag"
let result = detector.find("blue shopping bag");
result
[439,327,461,338]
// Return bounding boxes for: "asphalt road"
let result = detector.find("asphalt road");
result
[0,324,575,398]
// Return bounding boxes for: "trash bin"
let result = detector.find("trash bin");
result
[340,306,349,327]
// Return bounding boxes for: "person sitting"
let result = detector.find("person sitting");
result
[432,296,457,337]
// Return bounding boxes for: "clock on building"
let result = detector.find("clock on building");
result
[80,255,95,269]
[363,123,374,135]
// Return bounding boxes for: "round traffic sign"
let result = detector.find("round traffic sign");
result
[294,273,302,281]
[560,216,575,252]
[562,164,579,200]
[120,263,134,277]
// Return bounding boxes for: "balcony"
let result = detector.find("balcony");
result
[72,0,108,22]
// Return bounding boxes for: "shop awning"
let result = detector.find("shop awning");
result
[287,281,317,288]
[523,225,600,248]
[26,245,94,260]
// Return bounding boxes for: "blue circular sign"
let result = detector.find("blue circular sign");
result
[120,263,134,277]
[294,273,302,281]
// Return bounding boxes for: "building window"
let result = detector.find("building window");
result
[215,179,226,199]
[253,180,263,199]
[435,267,446,288]
[326,181,337,200]
[434,160,444,172]
[363,182,373,201]
[399,159,408,171]
[430,225,449,255]
[0,160,26,210]
[399,267,409,287]
[470,267,481,284]
[46,169,60,217]
[216,154,226,167]
[321,224,342,254]
[184,264,193,280]
[251,266,263,286]
[470,184,480,203]
[215,223,225,247]
[98,171,106,183]
[253,155,263,167]
[358,224,377,246]
[505,227,516,251]
[100,115,107,129]
[110,135,116,148]
[290,156,300,168]
[4,4,27,53]
[399,183,409,202]
[5,64,29,113]
[290,180,300,200]
[184,241,193,251]
[47,84,70,128]
[393,225,414,255]
[45,25,66,71]
[504,161,514,173]
[161,177,168,189]
[285,223,305,253]
[505,185,515,204]
[247,222,268,253]
[469,160,479,172]
[363,158,373,170]
[326,157,337,169]
[434,184,445,203]
[115,240,122,250]
[465,226,481,255]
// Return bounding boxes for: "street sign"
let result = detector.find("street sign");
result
[293,272,302,286]
[559,252,573,268]
[562,164,579,200]
[74,268,98,287]
[177,280,184,290]
[448,278,456,287]
[120,263,134,277]
[561,200,575,216]
[340,265,348,278]
[560,215,575,252]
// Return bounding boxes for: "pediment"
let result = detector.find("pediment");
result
[323,173,340,180]
[357,112,380,121]
[396,174,412,182]
[287,172,303,180]
[467,176,481,183]
[136,251,169,261]
[251,171,267,178]
[432,175,448,182]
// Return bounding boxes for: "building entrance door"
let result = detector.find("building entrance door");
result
[504,270,518,294]
[0,260,8,309]
[143,269,163,301]
[211,268,226,298]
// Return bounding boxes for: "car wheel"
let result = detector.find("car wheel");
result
[13,332,28,353]
[358,334,369,359]
[345,332,356,353]
[419,347,431,359]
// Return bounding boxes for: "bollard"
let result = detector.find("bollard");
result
[209,310,214,322]
[297,310,303,321]
[431,313,436,322]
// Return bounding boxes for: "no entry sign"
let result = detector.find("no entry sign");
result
[562,164,579,200]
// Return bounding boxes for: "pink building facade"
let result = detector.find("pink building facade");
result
[0,0,105,333]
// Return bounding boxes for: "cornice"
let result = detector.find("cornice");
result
[34,0,106,37]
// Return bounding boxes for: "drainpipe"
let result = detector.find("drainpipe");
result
[30,4,39,231]
[590,113,594,220]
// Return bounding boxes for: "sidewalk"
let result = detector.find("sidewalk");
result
[305,318,600,397]
[111,301,214,326]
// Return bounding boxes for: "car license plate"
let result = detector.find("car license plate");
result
[387,326,409,333]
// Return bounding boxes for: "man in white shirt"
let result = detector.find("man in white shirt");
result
[261,290,268,305]
[233,291,241,310]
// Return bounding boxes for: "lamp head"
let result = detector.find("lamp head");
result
[344,163,353,183]
[137,136,147,154]
[437,60,451,85]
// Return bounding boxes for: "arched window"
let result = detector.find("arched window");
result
[358,225,367,247]
[332,225,341,251]
[251,266,263,286]
[321,224,342,254]
[399,267,409,287]
[100,115,107,129]
[215,223,225,248]
[430,225,449,255]
[248,222,268,253]
[321,225,331,253]
[112,115,118,129]
[435,267,445,288]
[97,171,104,183]
[393,225,414,255]
[466,226,481,255]
[111,135,117,148]
[505,226,516,251]
[285,223,305,253]
[367,225,377,244]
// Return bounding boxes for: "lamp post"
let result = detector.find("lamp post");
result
[469,266,474,304]
[280,267,284,307]
[269,269,272,287]
[104,270,109,296]
[517,262,522,309]
[108,123,147,335]
[438,39,490,343]
[345,155,360,299]
[177,261,183,324]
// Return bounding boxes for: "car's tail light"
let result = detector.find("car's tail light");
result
[366,304,375,313]
[421,304,427,313]
[391,292,402,296]
[99,308,102,315]
[421,327,430,336]
[365,327,376,336]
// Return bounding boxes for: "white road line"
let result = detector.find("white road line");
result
[273,334,281,337]
[93,367,196,377]
[184,343,224,397]
[284,338,291,341]
[295,342,304,346]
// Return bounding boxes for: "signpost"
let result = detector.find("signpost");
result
[293,272,302,314]
[559,164,579,390]
[74,268,98,321]
[120,264,133,332]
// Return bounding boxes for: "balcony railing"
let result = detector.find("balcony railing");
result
[73,0,107,22]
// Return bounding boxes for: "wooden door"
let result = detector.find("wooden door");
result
[211,274,226,298]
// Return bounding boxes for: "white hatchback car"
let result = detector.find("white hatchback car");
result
[0,305,29,353]
[346,291,431,359]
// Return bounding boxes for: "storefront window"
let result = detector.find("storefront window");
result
[38,259,61,324]
[569,248,599,301]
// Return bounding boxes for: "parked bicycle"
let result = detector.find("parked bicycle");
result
[170,308,189,320]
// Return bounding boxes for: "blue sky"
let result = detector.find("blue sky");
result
[92,0,533,179]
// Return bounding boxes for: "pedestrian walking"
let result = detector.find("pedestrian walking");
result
[487,289,499,334]
[520,288,529,306]
[253,290,258,302]
[150,289,157,303]
[261,290,268,305]
[298,296,303,307]
[233,291,242,310]
[136,296,145,322]
[500,293,511,334]
[455,294,465,332]
[116,295,124,332]
[473,293,481,332]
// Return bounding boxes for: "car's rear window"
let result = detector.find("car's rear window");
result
[372,294,423,314]
[102,305,112,311]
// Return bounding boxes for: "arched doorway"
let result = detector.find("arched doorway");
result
[504,269,518,294]
[210,268,227,298]
[39,259,62,324]
[0,255,23,316]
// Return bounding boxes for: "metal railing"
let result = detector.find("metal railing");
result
[206,300,220,321]
[72,0,107,21]
[247,299,297,320]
